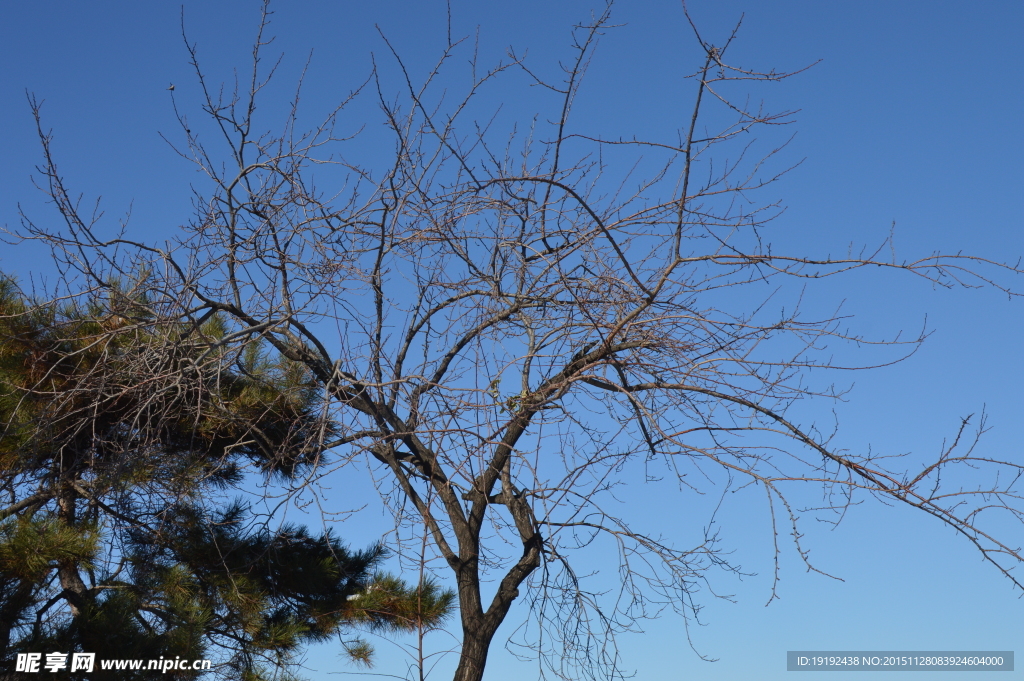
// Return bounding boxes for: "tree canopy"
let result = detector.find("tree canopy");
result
[0,273,453,679]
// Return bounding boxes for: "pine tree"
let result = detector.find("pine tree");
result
[0,274,452,679]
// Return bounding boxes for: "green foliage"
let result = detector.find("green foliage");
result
[341,572,457,665]
[0,273,454,678]
[0,515,102,663]
[131,502,390,653]
[0,516,99,582]
[0,271,330,487]
[346,573,455,633]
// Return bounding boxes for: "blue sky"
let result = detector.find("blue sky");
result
[2,1,1022,680]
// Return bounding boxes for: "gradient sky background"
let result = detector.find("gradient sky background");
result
[2,1,1022,680]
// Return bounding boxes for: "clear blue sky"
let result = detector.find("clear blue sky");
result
[2,1,1022,680]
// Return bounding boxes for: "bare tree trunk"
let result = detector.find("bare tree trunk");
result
[452,515,539,681]
[453,625,496,681]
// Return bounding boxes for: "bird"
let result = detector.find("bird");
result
[167,84,175,91]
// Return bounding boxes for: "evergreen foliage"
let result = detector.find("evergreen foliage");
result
[0,274,453,679]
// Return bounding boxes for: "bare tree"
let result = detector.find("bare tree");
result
[10,3,1024,680]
